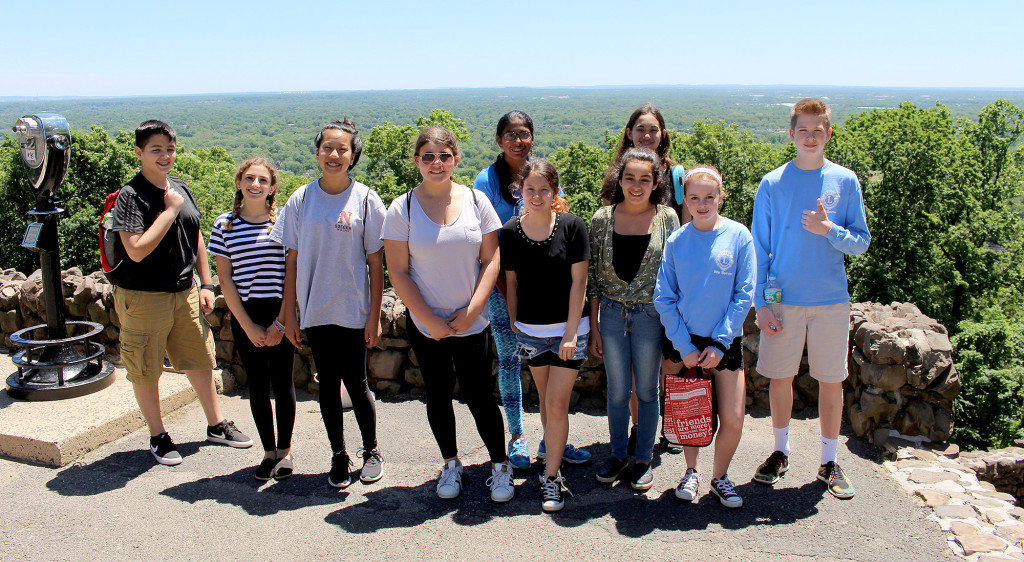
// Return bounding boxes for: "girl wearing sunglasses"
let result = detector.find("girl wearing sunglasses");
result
[382,127,513,503]
[472,111,592,471]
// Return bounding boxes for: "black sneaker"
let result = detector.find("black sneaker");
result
[595,457,630,484]
[329,451,353,488]
[359,448,384,483]
[660,436,684,454]
[630,462,654,491]
[627,424,638,458]
[149,433,182,466]
[207,420,254,448]
[540,473,571,512]
[817,461,855,499]
[254,457,277,481]
[710,475,743,508]
[753,451,789,485]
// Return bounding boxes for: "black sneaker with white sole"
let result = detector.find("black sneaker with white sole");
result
[207,420,253,448]
[150,433,182,466]
[329,451,354,488]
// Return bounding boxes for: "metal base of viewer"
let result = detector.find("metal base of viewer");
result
[6,362,115,401]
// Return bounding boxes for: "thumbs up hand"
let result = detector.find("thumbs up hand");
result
[801,198,833,235]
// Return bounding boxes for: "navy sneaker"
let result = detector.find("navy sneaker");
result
[596,457,629,484]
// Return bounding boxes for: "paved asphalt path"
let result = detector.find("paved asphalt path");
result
[0,390,954,561]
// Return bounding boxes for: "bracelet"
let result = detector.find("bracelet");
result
[200,284,215,292]
[273,319,286,333]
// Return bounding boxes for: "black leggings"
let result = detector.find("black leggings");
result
[407,321,506,464]
[305,324,377,454]
[231,298,296,452]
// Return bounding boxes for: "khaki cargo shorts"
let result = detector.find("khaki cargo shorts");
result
[756,302,850,383]
[114,284,216,385]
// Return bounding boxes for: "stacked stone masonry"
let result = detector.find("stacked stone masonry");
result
[3,269,1021,506]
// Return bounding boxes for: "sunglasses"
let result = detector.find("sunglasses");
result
[419,152,455,163]
[501,131,532,141]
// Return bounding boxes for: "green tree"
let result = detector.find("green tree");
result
[672,120,786,228]
[551,141,609,224]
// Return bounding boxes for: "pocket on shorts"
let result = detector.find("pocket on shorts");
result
[572,334,589,361]
[515,334,541,360]
[119,329,150,377]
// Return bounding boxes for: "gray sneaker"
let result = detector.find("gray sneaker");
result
[359,448,384,483]
[675,468,700,501]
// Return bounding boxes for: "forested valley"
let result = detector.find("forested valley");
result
[0,87,1022,451]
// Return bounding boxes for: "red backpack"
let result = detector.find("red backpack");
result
[98,190,126,283]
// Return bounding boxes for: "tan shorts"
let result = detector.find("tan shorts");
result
[756,302,850,383]
[114,285,216,385]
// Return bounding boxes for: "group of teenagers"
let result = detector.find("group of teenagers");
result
[106,97,870,514]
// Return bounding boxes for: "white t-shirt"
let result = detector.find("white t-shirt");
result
[269,179,386,330]
[381,186,501,337]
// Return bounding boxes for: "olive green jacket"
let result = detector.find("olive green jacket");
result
[587,204,680,304]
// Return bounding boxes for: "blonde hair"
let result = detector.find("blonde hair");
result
[225,157,279,232]
[683,164,725,198]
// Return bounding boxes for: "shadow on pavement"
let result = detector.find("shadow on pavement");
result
[160,468,345,516]
[324,449,826,536]
[46,442,205,496]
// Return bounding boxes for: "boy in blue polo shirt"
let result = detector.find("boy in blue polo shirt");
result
[750,99,870,498]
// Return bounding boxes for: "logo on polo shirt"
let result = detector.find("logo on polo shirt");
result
[715,250,734,274]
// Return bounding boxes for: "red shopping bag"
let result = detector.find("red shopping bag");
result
[663,367,718,447]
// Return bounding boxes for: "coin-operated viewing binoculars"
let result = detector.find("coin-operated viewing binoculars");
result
[7,114,114,400]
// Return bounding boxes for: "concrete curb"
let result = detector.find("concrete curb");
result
[0,356,233,467]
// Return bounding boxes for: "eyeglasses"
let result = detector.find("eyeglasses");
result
[419,152,455,163]
[501,131,532,141]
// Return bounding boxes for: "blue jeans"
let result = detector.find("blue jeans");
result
[599,297,663,463]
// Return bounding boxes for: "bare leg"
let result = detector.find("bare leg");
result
[768,376,795,430]
[133,383,165,437]
[186,369,223,426]
[531,365,550,431]
[711,367,746,479]
[541,366,578,478]
[818,381,843,441]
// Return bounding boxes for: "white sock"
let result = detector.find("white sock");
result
[773,426,790,456]
[821,436,838,465]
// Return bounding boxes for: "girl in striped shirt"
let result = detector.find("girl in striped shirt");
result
[209,157,296,482]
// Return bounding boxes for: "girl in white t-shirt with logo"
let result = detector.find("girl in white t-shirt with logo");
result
[270,120,386,489]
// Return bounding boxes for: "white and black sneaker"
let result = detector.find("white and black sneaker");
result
[710,475,743,508]
[675,468,701,501]
[150,433,182,466]
[207,420,253,448]
[540,473,572,512]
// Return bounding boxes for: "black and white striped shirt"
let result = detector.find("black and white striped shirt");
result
[208,212,286,300]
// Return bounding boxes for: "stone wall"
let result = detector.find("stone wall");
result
[0,269,958,441]
[958,441,1024,500]
[742,301,960,444]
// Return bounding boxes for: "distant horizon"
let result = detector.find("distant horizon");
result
[3,83,1023,103]
[3,0,1021,97]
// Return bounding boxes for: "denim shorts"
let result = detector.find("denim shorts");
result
[516,331,589,369]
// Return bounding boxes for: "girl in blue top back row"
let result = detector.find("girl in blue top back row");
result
[654,164,756,508]
[473,111,591,470]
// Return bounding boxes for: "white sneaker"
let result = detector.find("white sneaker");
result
[436,460,463,499]
[487,462,515,503]
[675,468,700,501]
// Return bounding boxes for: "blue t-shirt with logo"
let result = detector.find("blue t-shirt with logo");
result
[654,217,756,356]
[750,160,871,309]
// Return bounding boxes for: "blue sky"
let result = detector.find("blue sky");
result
[2,0,1020,97]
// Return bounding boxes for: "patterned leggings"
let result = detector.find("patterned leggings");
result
[488,289,524,436]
